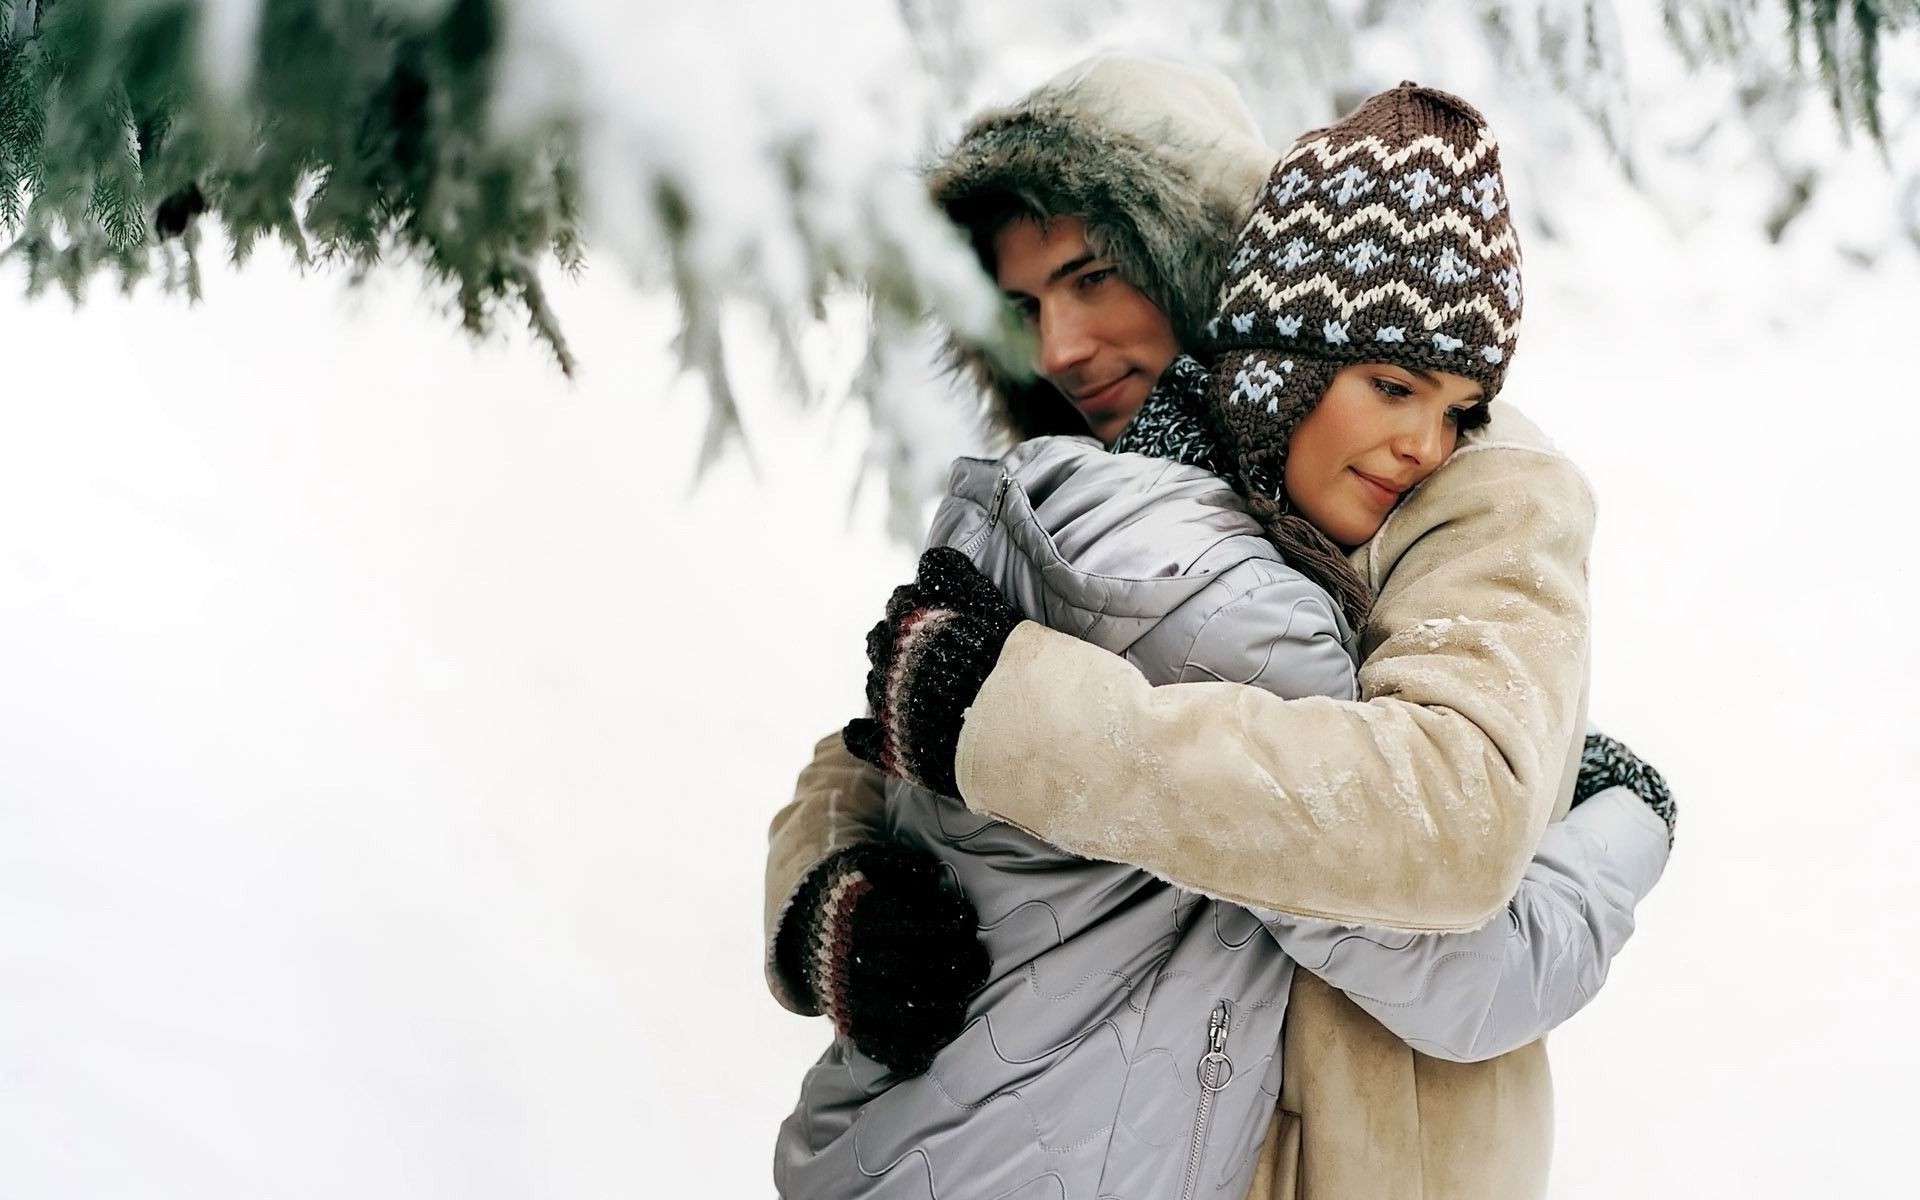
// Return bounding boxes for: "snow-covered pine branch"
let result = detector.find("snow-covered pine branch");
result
[2,0,1916,523]
[0,0,1006,476]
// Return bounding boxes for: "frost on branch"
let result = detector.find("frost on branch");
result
[2,0,1917,529]
[0,0,1009,484]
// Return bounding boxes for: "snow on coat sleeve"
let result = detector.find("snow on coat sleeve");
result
[1257,786,1669,1062]
[762,731,890,1014]
[951,432,1596,932]
[1120,499,1658,1065]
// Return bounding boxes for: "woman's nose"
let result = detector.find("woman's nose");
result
[1395,414,1451,469]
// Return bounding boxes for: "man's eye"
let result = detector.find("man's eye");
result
[1078,268,1115,289]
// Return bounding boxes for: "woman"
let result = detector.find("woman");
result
[772,76,1671,1200]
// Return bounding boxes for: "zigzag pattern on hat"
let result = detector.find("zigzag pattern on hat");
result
[1213,83,1522,398]
[1281,128,1499,176]
[1222,271,1521,342]
[1247,203,1520,262]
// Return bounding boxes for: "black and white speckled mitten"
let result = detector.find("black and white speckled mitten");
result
[774,842,990,1077]
[844,547,1023,797]
[1575,730,1677,847]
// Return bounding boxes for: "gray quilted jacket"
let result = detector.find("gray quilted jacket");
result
[773,438,1668,1200]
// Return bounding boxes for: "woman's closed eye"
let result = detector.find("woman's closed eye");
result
[1375,374,1484,428]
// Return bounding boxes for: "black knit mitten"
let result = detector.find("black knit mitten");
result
[844,547,1023,797]
[774,842,990,1077]
[1574,730,1676,847]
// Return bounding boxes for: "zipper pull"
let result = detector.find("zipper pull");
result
[959,474,1015,559]
[1208,1002,1229,1053]
[1199,1000,1234,1092]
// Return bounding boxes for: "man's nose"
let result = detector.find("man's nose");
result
[1036,304,1097,380]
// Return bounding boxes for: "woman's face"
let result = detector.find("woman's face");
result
[993,215,1181,445]
[1285,363,1487,548]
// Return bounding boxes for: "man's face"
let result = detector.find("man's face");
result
[992,215,1180,445]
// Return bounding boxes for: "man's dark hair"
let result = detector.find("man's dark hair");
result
[944,190,1038,281]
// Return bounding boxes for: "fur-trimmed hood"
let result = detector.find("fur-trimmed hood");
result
[926,56,1279,443]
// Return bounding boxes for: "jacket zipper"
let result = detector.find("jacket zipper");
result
[958,474,1012,559]
[1179,1000,1234,1200]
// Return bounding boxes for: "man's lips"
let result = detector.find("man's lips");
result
[1351,467,1409,504]
[1074,373,1134,411]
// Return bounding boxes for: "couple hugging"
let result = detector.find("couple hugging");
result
[766,55,1675,1200]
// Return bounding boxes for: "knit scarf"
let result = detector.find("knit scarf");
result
[1112,354,1253,482]
[1113,355,1374,632]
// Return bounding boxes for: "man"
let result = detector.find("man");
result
[768,56,1671,1198]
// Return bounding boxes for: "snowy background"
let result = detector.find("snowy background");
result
[4,1,1919,1197]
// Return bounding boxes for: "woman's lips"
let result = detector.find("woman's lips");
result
[1351,467,1404,506]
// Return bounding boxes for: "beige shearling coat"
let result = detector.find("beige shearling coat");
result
[766,404,1595,1198]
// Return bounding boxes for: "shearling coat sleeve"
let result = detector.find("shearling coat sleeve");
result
[762,731,889,1014]
[1144,516,1660,1063]
[1260,785,1669,1061]
[951,432,1595,932]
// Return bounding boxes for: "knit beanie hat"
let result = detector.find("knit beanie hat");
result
[1203,82,1523,506]
[927,55,1280,442]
